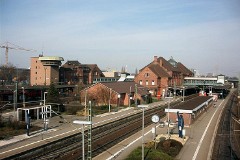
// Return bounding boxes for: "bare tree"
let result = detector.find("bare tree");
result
[0,64,16,84]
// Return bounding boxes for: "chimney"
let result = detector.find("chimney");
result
[154,56,158,62]
[159,58,163,66]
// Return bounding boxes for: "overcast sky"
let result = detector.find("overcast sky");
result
[0,0,240,77]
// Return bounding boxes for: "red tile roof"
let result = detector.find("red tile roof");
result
[148,64,171,78]
[101,81,149,96]
[177,62,193,76]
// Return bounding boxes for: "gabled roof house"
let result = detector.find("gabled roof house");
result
[80,81,150,107]
[135,56,193,98]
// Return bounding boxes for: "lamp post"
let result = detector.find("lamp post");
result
[73,120,92,160]
[44,92,48,107]
[109,88,112,112]
[22,87,25,107]
[44,67,47,86]
[138,105,148,160]
[135,84,138,107]
[85,90,87,117]
[129,86,132,107]
[43,92,48,130]
[183,86,185,102]
[117,94,121,111]
[165,97,173,138]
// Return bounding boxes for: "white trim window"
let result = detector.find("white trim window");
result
[152,80,155,85]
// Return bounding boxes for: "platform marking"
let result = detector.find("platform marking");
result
[0,128,79,156]
[0,110,138,156]
[192,100,225,160]
[106,124,158,160]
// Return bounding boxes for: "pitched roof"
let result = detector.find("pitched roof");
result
[171,96,212,111]
[177,62,193,76]
[101,81,149,96]
[82,64,98,70]
[158,57,180,72]
[148,64,171,78]
[65,60,81,66]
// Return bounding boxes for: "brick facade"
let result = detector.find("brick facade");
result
[135,56,193,98]
[60,61,104,85]
[80,82,149,107]
[30,57,62,86]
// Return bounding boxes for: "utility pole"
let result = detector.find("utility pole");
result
[129,86,132,107]
[85,90,87,117]
[87,101,92,160]
[174,81,176,98]
[14,81,18,115]
[135,84,138,107]
[109,88,112,112]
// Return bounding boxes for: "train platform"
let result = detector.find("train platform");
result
[0,98,177,159]
[1,95,231,160]
[93,98,229,160]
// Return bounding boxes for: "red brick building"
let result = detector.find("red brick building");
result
[30,56,64,86]
[135,56,193,98]
[79,81,150,107]
[60,60,104,85]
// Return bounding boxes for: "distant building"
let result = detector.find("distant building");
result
[118,73,135,82]
[93,72,134,83]
[60,60,104,85]
[102,71,120,77]
[135,56,193,98]
[30,55,64,86]
[184,75,226,86]
[80,81,150,106]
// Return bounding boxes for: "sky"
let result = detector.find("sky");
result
[0,0,240,77]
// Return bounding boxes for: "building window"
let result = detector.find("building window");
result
[152,80,155,85]
[139,80,142,85]
[146,80,148,85]
[35,72,37,74]
[145,73,149,77]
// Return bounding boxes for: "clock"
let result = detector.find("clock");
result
[151,115,159,123]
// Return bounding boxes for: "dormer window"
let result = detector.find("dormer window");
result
[145,73,149,77]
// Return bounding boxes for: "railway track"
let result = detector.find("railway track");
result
[211,90,239,160]
[4,101,178,160]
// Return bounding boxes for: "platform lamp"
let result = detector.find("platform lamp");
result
[138,105,149,160]
[117,94,121,111]
[21,87,25,107]
[73,120,92,160]
[165,96,173,138]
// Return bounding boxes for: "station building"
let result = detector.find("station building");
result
[165,95,214,126]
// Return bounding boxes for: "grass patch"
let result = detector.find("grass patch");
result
[0,118,42,140]
[125,146,173,160]
[126,139,183,160]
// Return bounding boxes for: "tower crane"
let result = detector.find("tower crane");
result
[0,42,37,66]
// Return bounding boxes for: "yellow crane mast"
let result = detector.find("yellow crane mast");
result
[0,42,36,66]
